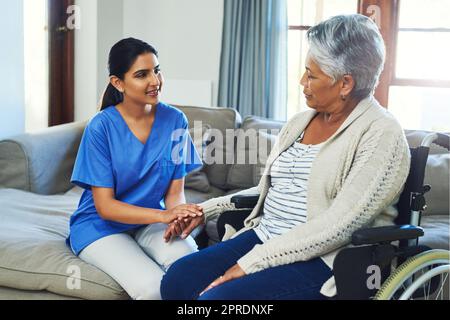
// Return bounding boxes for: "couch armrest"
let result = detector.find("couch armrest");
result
[0,121,86,195]
[351,225,424,246]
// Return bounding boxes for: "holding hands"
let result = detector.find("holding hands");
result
[162,194,238,242]
[161,204,203,224]
[163,204,205,242]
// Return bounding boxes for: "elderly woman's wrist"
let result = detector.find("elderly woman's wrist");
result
[237,250,264,275]
[202,207,221,223]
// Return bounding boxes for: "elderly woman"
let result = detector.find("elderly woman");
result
[160,14,411,300]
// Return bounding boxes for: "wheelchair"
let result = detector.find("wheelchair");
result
[215,132,450,300]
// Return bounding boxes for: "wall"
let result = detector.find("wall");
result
[0,0,223,136]
[74,0,124,122]
[123,0,224,107]
[97,0,124,104]
[0,0,25,139]
[24,0,49,133]
[74,0,98,122]
[74,0,224,122]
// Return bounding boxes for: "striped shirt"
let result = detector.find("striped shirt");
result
[254,139,323,242]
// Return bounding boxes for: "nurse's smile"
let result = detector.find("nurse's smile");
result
[146,88,159,97]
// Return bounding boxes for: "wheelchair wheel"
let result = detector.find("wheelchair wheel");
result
[374,249,450,300]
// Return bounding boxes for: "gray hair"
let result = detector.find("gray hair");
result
[306,14,386,100]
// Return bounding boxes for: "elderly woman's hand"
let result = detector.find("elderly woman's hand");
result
[199,264,246,296]
[163,215,205,242]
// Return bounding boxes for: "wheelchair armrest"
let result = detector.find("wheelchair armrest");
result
[230,194,260,209]
[351,225,424,246]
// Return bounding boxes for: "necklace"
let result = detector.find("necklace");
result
[297,131,305,143]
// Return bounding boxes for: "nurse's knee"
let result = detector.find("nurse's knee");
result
[159,237,198,271]
[127,278,162,300]
[134,225,197,269]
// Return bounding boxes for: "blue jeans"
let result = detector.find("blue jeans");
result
[161,230,332,300]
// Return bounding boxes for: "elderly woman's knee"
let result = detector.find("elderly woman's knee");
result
[160,257,191,299]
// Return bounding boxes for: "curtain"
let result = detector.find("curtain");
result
[218,0,288,120]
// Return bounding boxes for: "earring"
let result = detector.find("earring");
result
[341,94,347,101]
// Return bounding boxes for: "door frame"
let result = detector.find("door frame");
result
[48,0,74,126]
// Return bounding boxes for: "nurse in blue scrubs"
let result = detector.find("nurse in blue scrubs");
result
[66,38,203,300]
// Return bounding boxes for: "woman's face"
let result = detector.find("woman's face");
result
[300,57,342,113]
[120,52,164,107]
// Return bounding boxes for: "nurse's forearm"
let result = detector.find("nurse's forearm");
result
[165,192,186,210]
[97,199,166,225]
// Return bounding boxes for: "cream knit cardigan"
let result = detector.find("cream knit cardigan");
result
[203,96,411,297]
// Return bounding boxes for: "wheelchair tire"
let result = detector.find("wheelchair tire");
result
[374,249,450,300]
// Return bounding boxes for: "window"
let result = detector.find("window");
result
[24,0,49,132]
[287,0,358,119]
[387,0,450,131]
[287,0,450,131]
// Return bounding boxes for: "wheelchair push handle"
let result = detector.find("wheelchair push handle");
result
[421,132,450,150]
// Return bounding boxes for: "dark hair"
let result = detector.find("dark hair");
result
[100,38,158,111]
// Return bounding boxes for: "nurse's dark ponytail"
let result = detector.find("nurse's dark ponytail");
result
[100,38,158,111]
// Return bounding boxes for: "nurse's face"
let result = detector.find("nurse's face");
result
[120,52,164,107]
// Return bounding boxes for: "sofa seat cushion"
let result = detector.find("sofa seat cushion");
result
[0,286,81,300]
[419,215,450,250]
[0,188,128,300]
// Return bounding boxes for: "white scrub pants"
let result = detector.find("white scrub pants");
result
[79,223,198,300]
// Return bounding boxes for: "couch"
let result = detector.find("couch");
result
[0,105,448,300]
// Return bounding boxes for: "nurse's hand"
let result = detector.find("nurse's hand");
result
[162,204,203,224]
[163,215,205,242]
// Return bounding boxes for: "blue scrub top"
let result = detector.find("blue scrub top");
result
[66,103,202,255]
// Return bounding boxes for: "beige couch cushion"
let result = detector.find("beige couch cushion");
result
[226,116,284,189]
[252,131,278,186]
[185,125,211,193]
[0,286,81,300]
[422,153,449,216]
[0,188,128,300]
[419,215,450,250]
[225,128,258,189]
[0,121,86,195]
[175,105,241,190]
